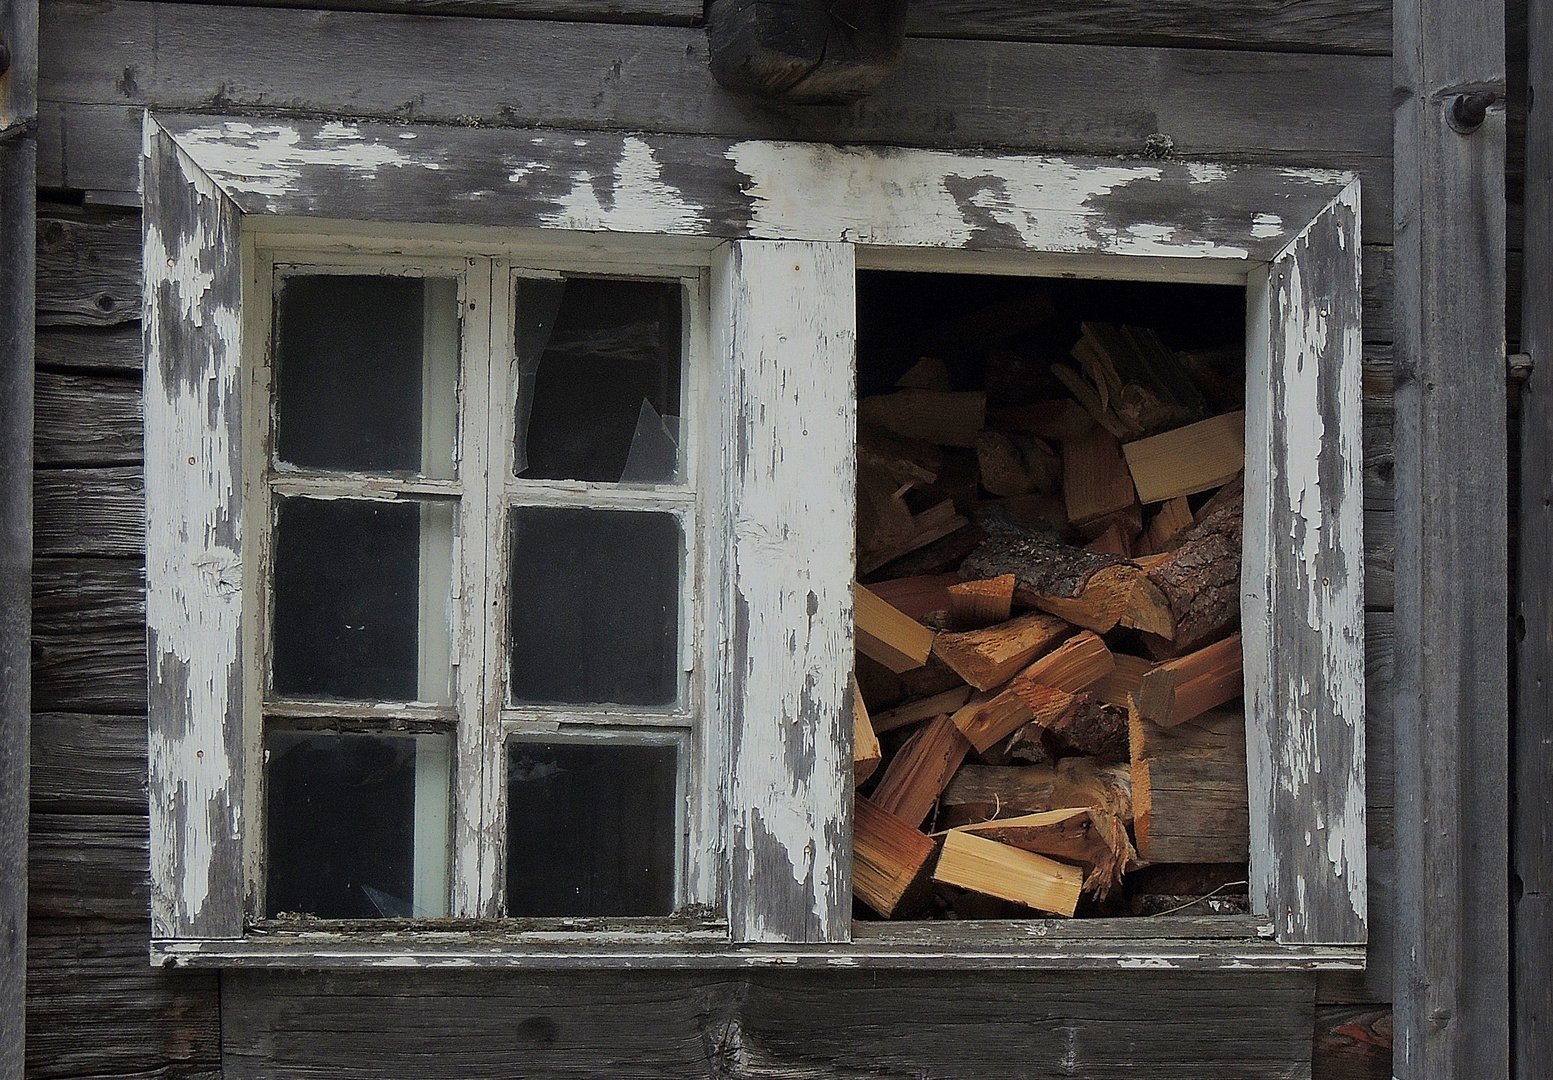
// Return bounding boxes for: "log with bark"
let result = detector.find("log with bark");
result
[1140,479,1244,658]
[1129,705,1249,863]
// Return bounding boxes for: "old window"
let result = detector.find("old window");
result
[145,115,1364,965]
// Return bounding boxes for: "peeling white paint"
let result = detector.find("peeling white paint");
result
[1252,213,1284,238]
[173,120,448,206]
[726,141,1253,259]
[144,121,247,938]
[539,137,706,234]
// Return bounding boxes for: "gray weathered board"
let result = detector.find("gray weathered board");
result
[220,968,1319,1079]
[0,137,35,1080]
[1392,0,1511,1072]
[1516,0,1552,1068]
[37,0,1392,234]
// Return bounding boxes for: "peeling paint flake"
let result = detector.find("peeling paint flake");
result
[539,137,707,234]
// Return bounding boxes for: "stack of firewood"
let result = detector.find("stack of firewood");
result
[852,312,1250,921]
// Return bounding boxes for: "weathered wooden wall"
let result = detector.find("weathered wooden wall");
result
[27,0,1408,1077]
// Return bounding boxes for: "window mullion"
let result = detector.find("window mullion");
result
[448,258,502,917]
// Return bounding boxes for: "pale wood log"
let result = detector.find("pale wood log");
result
[853,676,881,787]
[940,763,1058,822]
[1123,410,1246,504]
[1085,522,1132,556]
[954,807,1136,899]
[932,830,1082,916]
[976,430,1036,496]
[946,574,1014,628]
[1089,652,1154,708]
[894,357,951,392]
[953,684,1077,755]
[1062,429,1138,535]
[852,796,937,918]
[869,716,973,828]
[1141,496,1193,554]
[858,389,986,448]
[855,583,935,673]
[1130,706,1249,863]
[1054,757,1133,823]
[1008,630,1114,693]
[932,610,1069,691]
[1136,633,1243,729]
[869,686,973,735]
[987,398,1097,443]
[863,573,959,622]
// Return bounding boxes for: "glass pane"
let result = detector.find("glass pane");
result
[513,277,683,484]
[266,731,450,919]
[275,274,459,477]
[272,497,455,703]
[506,740,678,916]
[508,507,681,707]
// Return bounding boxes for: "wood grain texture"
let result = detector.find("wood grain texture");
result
[221,968,1318,1078]
[36,203,141,326]
[34,369,142,465]
[29,813,149,922]
[1393,0,1510,1067]
[40,1,1392,229]
[0,137,35,1080]
[32,556,145,635]
[35,323,145,373]
[143,117,247,940]
[904,0,1390,55]
[714,241,855,943]
[1243,183,1367,945]
[27,926,220,1080]
[33,465,143,557]
[1515,0,1551,1069]
[32,622,148,713]
[31,713,150,813]
[1311,1005,1392,1080]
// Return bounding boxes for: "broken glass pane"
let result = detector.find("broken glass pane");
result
[274,274,459,478]
[507,507,681,707]
[272,497,456,703]
[513,277,682,483]
[506,740,678,917]
[266,731,450,919]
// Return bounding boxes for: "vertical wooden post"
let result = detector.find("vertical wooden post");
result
[1515,0,1553,1070]
[1394,0,1510,1073]
[0,0,37,1073]
[712,239,856,943]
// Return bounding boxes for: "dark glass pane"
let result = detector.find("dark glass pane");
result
[275,275,459,476]
[508,507,680,706]
[515,278,682,483]
[272,498,455,702]
[506,740,678,916]
[266,731,450,919]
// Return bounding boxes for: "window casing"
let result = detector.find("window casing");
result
[245,254,716,920]
[145,114,1366,963]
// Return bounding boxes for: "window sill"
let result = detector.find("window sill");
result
[151,916,1365,972]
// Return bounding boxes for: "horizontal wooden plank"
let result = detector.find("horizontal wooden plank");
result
[35,322,144,373]
[34,465,143,557]
[159,0,701,20]
[31,712,149,813]
[32,556,145,635]
[33,624,148,713]
[223,968,1317,1078]
[27,926,220,1080]
[904,0,1390,55]
[29,813,150,922]
[36,203,141,327]
[1362,245,1393,343]
[40,1,1392,231]
[35,368,142,465]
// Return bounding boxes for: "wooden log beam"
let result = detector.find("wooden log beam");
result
[708,0,908,104]
[1394,0,1509,1065]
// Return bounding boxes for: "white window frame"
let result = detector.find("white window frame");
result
[242,251,717,921]
[144,113,1366,967]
